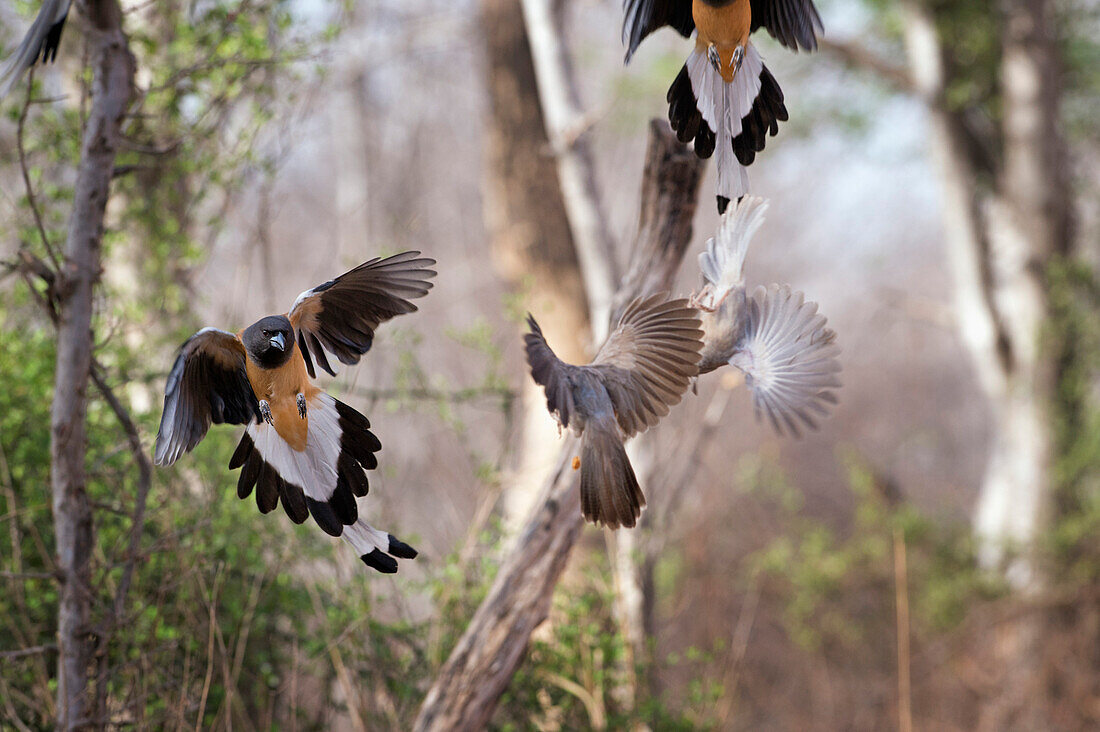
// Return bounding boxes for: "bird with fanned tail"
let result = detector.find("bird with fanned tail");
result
[154,251,435,573]
[622,0,824,212]
[691,196,841,435]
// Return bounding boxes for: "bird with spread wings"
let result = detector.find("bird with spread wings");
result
[154,251,435,573]
[621,0,823,212]
[525,294,704,529]
[691,196,841,435]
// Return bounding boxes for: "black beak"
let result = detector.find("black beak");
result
[269,332,286,351]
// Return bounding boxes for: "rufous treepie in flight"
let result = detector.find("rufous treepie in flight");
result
[621,0,824,212]
[154,251,435,573]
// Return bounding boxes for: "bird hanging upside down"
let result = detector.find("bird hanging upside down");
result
[154,251,436,573]
[621,0,824,212]
[525,294,704,529]
[690,196,841,435]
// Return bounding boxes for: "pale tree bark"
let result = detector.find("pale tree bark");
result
[414,121,704,731]
[827,2,1069,725]
[480,0,594,527]
[519,0,619,340]
[829,0,1069,591]
[49,1,134,728]
[972,0,1068,586]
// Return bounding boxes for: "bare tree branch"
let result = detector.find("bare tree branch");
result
[519,0,619,339]
[414,121,703,732]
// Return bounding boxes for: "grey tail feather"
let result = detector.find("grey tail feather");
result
[579,425,645,530]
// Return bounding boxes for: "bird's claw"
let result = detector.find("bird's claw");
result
[732,45,745,76]
[259,400,274,427]
[707,43,722,73]
[297,393,307,419]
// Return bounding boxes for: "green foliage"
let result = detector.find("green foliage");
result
[1046,258,1100,582]
[747,452,1005,654]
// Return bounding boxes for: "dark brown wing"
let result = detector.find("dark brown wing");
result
[524,314,578,429]
[287,251,436,378]
[592,293,704,438]
[750,0,824,52]
[154,328,260,466]
[622,0,695,63]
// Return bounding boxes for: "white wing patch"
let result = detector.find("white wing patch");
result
[247,392,343,501]
[342,521,390,556]
[686,42,765,201]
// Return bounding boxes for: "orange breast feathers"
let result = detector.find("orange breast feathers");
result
[693,0,752,82]
[244,345,321,451]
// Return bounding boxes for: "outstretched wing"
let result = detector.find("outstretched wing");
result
[699,195,768,298]
[622,0,695,63]
[154,328,260,466]
[750,0,824,52]
[524,314,578,430]
[730,285,841,437]
[288,251,436,378]
[593,294,704,437]
[0,0,70,99]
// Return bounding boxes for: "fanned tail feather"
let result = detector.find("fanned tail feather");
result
[0,0,69,99]
[579,420,645,530]
[699,196,769,295]
[342,520,418,574]
[670,42,788,210]
[730,285,842,437]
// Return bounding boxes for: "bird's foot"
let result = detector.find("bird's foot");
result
[732,45,745,76]
[690,285,722,312]
[259,400,274,427]
[572,456,581,471]
[707,43,722,73]
[297,393,307,419]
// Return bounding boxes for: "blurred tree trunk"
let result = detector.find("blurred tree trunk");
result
[971,0,1068,586]
[827,1,1069,721]
[50,1,134,728]
[899,0,1067,725]
[828,0,1070,586]
[479,0,592,527]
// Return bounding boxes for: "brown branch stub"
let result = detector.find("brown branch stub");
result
[414,121,703,731]
[611,120,706,323]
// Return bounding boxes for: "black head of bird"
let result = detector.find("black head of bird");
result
[154,251,436,573]
[241,315,294,368]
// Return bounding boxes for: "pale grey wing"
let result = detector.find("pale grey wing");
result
[593,293,704,438]
[750,0,824,52]
[0,0,70,99]
[288,250,436,378]
[622,0,694,62]
[524,314,578,429]
[698,196,767,296]
[729,285,841,437]
[154,328,260,466]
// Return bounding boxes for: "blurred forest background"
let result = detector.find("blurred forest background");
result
[1,0,1099,729]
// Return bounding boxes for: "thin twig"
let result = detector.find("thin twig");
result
[0,644,57,660]
[15,66,62,270]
